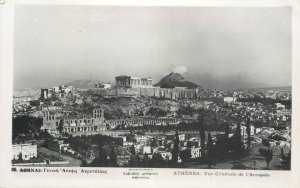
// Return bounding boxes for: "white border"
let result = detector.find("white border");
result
[0,0,300,188]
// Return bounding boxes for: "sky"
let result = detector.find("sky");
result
[14,5,291,90]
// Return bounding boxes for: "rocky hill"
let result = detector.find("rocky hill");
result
[153,72,199,89]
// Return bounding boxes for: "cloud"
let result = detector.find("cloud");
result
[172,65,188,74]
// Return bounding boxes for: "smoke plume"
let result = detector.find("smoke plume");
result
[172,65,188,74]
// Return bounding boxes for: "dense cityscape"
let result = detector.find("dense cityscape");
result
[12,72,291,170]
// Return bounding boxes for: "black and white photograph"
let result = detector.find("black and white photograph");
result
[10,5,293,171]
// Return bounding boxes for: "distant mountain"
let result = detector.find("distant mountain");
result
[154,72,199,89]
[65,79,103,89]
[245,86,292,92]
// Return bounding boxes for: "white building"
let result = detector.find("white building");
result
[223,97,236,103]
[134,144,144,154]
[255,127,262,134]
[142,146,152,154]
[275,103,285,109]
[179,134,185,141]
[61,85,74,94]
[135,135,148,144]
[53,86,60,93]
[158,151,172,160]
[101,131,129,138]
[190,147,201,158]
[41,85,74,99]
[240,125,255,137]
[94,83,111,89]
[12,143,37,161]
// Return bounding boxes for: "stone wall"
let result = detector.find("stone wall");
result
[91,87,201,99]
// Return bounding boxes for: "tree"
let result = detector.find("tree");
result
[151,137,157,148]
[215,137,226,161]
[206,132,216,168]
[151,152,165,167]
[177,106,197,117]
[224,121,229,140]
[121,123,125,130]
[109,146,118,167]
[142,153,150,167]
[91,146,108,167]
[160,124,165,133]
[280,151,291,170]
[57,119,64,133]
[224,121,230,154]
[44,139,60,152]
[18,152,23,161]
[128,155,139,167]
[129,145,136,155]
[12,116,43,139]
[264,148,273,169]
[170,129,179,167]
[80,159,87,167]
[232,123,243,159]
[246,117,251,149]
[198,111,206,157]
[215,120,230,160]
[187,141,192,149]
[30,100,40,107]
[259,148,273,169]
[146,107,167,117]
[179,149,191,164]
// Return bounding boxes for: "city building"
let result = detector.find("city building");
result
[135,135,148,144]
[12,143,37,161]
[41,88,53,99]
[179,134,185,141]
[142,145,152,154]
[240,125,255,137]
[190,147,201,158]
[94,83,111,89]
[275,103,285,109]
[40,108,107,136]
[41,85,74,99]
[223,97,236,103]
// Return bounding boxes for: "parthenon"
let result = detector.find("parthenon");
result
[115,75,153,88]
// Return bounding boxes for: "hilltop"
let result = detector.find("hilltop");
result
[154,72,199,89]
